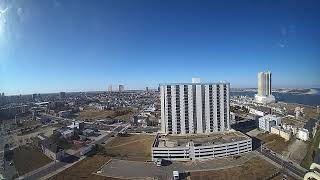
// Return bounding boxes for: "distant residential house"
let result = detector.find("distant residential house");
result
[133,115,148,127]
[41,138,65,161]
[58,110,72,118]
[68,121,85,130]
[282,124,298,135]
[271,126,292,141]
[297,128,310,141]
[55,128,74,139]
[82,129,95,137]
[249,106,271,117]
[230,112,236,125]
[295,107,304,119]
[61,129,74,139]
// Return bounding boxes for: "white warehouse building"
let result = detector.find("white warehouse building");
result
[259,115,281,132]
[297,128,309,141]
[160,78,230,135]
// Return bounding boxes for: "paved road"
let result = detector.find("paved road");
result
[20,124,127,180]
[3,159,18,179]
[259,147,307,178]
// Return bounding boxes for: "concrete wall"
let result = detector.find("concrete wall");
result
[152,138,252,161]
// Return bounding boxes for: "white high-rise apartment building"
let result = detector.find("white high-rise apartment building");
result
[160,78,230,134]
[107,85,112,92]
[119,85,124,92]
[255,71,275,104]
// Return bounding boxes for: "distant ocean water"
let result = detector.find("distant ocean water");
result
[231,88,320,106]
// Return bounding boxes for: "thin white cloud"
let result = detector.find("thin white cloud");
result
[277,24,296,48]
[54,0,61,8]
[0,7,9,40]
[17,7,23,17]
[0,7,8,14]
[277,43,285,48]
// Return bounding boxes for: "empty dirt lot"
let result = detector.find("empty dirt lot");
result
[12,145,52,175]
[256,132,293,154]
[104,134,155,161]
[49,154,119,180]
[190,156,279,180]
[74,109,137,121]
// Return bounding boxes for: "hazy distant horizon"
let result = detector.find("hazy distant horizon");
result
[3,86,320,96]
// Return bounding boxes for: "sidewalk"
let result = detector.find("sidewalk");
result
[18,161,56,180]
[39,156,85,180]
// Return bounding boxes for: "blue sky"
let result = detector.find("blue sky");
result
[0,0,319,95]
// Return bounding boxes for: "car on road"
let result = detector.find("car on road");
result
[156,159,162,167]
[173,171,179,180]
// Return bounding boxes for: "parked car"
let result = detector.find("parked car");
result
[173,171,179,180]
[156,159,162,167]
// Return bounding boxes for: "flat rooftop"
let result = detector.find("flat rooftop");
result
[156,131,250,148]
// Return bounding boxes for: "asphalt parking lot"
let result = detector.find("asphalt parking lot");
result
[96,151,256,179]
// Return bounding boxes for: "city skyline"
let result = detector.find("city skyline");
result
[0,0,320,95]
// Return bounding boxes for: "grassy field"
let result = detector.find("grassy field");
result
[49,154,119,180]
[75,110,115,120]
[113,111,136,121]
[60,143,83,151]
[104,134,155,161]
[74,108,136,121]
[281,116,305,127]
[301,131,320,169]
[12,145,52,175]
[190,156,279,180]
[256,133,293,154]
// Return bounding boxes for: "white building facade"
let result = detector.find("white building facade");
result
[297,128,309,141]
[259,115,281,132]
[160,79,230,134]
[151,132,252,161]
[152,139,252,161]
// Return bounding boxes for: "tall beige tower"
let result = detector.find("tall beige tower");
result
[255,71,275,104]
